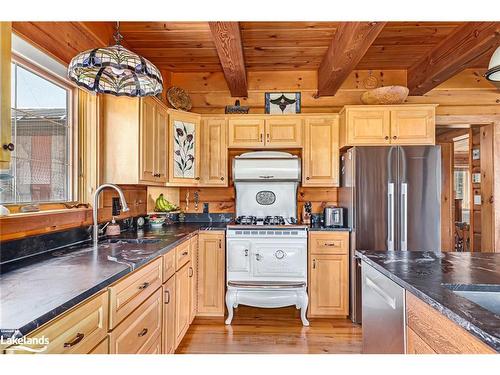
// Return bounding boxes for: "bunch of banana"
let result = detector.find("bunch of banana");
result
[155,194,178,212]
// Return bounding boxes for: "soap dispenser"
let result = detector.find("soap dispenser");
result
[105,217,121,236]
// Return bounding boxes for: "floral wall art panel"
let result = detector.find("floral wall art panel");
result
[173,120,196,178]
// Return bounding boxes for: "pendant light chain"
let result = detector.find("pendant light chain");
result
[113,21,123,46]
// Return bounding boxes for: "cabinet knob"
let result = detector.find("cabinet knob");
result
[195,177,200,180]
[138,281,150,290]
[393,136,398,140]
[306,177,310,180]
[220,177,224,181]
[2,143,14,151]
[385,136,389,140]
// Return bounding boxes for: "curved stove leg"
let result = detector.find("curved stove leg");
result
[298,289,310,326]
[225,289,236,325]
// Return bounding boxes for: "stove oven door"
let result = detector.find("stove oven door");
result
[251,239,306,281]
[227,239,251,280]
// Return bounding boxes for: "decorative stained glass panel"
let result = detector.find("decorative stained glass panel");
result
[173,120,196,178]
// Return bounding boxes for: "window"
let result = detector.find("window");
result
[0,59,73,204]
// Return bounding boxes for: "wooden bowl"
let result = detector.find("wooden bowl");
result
[360,86,409,105]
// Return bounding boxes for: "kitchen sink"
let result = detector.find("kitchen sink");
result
[443,284,500,315]
[99,238,161,245]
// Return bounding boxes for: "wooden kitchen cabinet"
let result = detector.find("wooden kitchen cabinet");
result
[339,105,436,147]
[5,291,109,354]
[302,116,339,187]
[102,96,168,185]
[175,262,192,347]
[197,232,225,317]
[406,327,436,354]
[265,117,302,147]
[162,275,176,354]
[168,109,201,186]
[200,117,228,186]
[228,117,265,147]
[109,287,162,354]
[190,234,199,323]
[308,231,349,317]
[0,22,12,165]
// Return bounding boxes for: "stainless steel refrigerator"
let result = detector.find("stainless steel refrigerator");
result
[339,146,441,324]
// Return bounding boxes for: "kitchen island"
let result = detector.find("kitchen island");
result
[357,250,500,354]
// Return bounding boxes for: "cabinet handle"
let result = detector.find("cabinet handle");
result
[218,239,222,249]
[244,249,249,256]
[323,242,337,247]
[260,133,263,142]
[138,281,150,290]
[189,266,193,278]
[2,143,14,151]
[385,136,389,140]
[182,251,188,256]
[266,133,270,142]
[312,259,316,269]
[195,177,200,180]
[164,290,170,304]
[63,333,85,348]
[138,328,148,337]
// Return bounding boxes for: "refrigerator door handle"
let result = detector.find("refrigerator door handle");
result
[387,182,395,251]
[401,182,408,251]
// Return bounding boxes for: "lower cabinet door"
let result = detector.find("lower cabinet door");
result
[406,327,436,354]
[175,262,191,348]
[162,276,176,354]
[88,337,109,354]
[109,288,162,354]
[190,235,198,324]
[309,255,348,316]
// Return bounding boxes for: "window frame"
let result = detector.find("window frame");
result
[4,53,79,209]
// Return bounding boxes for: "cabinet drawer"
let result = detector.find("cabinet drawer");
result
[309,232,349,255]
[109,287,162,354]
[109,258,162,329]
[163,250,176,283]
[6,291,108,354]
[88,337,109,354]
[175,239,191,271]
[406,327,436,354]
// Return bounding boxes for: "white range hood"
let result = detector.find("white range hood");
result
[233,151,301,181]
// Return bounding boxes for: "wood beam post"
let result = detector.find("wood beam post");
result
[317,22,386,97]
[209,22,248,97]
[408,22,500,95]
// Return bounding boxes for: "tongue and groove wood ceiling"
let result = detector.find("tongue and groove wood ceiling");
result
[12,21,500,97]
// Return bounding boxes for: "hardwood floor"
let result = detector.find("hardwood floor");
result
[176,306,362,354]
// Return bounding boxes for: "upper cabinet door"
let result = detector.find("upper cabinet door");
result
[140,97,158,183]
[390,107,435,145]
[303,117,339,187]
[265,118,303,147]
[228,118,265,148]
[168,110,201,186]
[155,104,168,183]
[346,108,391,145]
[201,118,228,186]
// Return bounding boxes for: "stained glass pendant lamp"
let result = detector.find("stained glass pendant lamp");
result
[67,22,163,97]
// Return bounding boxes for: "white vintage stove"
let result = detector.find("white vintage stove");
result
[225,151,309,326]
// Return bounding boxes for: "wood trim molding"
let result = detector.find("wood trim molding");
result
[408,22,500,95]
[208,22,248,97]
[317,22,386,97]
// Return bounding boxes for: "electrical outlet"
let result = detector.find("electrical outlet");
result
[203,203,209,213]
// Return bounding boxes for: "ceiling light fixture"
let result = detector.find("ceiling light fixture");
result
[67,22,163,97]
[484,46,500,88]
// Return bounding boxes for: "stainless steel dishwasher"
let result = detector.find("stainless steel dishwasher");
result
[361,261,406,354]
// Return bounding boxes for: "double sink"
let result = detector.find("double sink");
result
[444,284,500,315]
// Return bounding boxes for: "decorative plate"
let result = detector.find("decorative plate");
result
[360,85,409,105]
[167,86,192,111]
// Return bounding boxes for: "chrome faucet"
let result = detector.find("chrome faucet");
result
[92,184,129,247]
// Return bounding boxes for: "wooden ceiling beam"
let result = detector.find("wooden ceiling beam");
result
[408,22,500,95]
[209,22,248,97]
[317,22,386,97]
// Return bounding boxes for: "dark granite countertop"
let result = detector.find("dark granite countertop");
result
[357,250,500,352]
[307,226,351,232]
[0,223,226,340]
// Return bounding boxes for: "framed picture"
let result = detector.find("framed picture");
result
[265,92,301,114]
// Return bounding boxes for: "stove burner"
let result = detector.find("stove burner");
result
[235,215,298,226]
[235,215,257,225]
[264,216,285,225]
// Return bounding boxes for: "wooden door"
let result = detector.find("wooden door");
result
[309,255,348,316]
[197,232,225,316]
[228,118,265,147]
[303,117,339,187]
[162,275,176,354]
[0,22,11,164]
[346,107,390,145]
[390,106,435,145]
[155,103,168,183]
[175,262,191,347]
[265,118,302,147]
[140,97,157,183]
[169,110,201,185]
[201,118,228,186]
[189,235,198,323]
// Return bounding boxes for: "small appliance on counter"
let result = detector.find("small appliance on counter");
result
[302,201,312,225]
[323,206,344,227]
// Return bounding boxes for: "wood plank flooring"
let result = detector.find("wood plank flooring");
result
[176,306,362,354]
